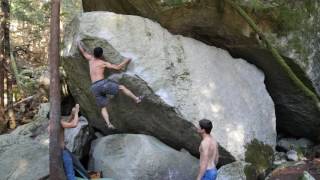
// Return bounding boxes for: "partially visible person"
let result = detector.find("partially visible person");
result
[196,119,219,180]
[48,104,89,180]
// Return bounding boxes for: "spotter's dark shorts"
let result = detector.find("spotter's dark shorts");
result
[90,79,119,108]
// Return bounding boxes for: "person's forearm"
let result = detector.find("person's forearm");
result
[118,59,129,68]
[77,43,92,61]
[69,111,79,127]
[73,112,79,125]
[78,44,85,55]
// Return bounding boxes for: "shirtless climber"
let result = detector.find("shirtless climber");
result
[196,119,219,180]
[78,41,143,129]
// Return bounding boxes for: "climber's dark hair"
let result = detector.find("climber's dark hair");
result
[93,47,103,58]
[199,119,212,134]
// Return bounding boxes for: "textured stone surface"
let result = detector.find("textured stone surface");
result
[0,104,50,180]
[273,152,287,167]
[11,103,50,145]
[62,12,276,161]
[216,161,248,180]
[286,150,299,161]
[277,138,314,152]
[89,134,198,180]
[0,134,49,180]
[301,171,316,180]
[266,160,320,180]
[82,0,320,142]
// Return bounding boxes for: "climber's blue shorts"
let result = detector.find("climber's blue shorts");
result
[202,168,217,180]
[91,79,119,108]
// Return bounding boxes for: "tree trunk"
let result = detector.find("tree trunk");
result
[0,45,5,133]
[0,105,5,133]
[6,73,15,129]
[0,0,6,131]
[0,42,4,108]
[2,0,15,129]
[0,70,3,108]
[10,52,22,92]
[49,0,65,179]
[0,70,4,129]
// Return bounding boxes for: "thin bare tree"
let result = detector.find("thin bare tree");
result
[48,0,65,179]
[0,4,5,133]
[3,0,16,129]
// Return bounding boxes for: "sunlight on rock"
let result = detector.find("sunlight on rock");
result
[63,12,277,160]
[155,88,175,106]
[210,104,221,113]
[41,138,49,146]
[10,159,28,178]
[65,42,72,55]
[228,126,245,159]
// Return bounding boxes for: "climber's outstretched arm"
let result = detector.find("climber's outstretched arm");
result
[103,58,131,71]
[78,41,93,61]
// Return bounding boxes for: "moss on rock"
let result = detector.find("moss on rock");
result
[244,139,274,179]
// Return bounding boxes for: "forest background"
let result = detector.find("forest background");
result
[0,0,82,132]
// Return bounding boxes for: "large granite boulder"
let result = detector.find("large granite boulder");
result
[0,134,49,180]
[82,0,320,142]
[0,104,49,179]
[11,103,50,144]
[89,134,198,180]
[62,12,276,162]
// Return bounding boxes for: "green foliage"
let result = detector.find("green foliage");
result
[244,0,267,10]
[61,0,83,25]
[18,67,47,96]
[11,0,50,29]
[10,0,82,67]
[244,139,274,179]
[295,146,306,160]
[235,0,277,10]
[160,0,194,6]
[275,6,307,33]
[10,0,51,65]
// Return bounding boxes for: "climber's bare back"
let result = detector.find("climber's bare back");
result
[88,57,108,83]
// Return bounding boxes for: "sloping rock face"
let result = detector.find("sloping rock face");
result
[0,104,50,180]
[89,134,198,180]
[62,12,276,162]
[11,103,50,144]
[82,0,320,141]
[0,134,49,180]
